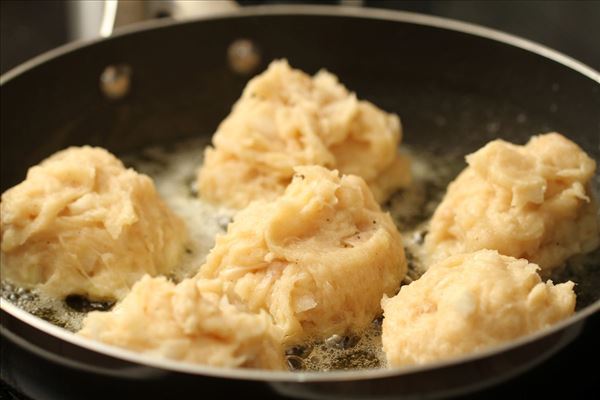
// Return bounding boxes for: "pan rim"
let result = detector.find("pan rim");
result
[1,3,599,383]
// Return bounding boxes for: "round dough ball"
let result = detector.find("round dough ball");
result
[425,133,599,271]
[198,165,406,344]
[198,59,410,209]
[382,250,576,367]
[79,276,284,370]
[0,146,187,300]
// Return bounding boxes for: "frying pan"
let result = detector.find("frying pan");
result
[1,5,599,400]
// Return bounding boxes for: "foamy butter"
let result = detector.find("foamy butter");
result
[293,318,387,371]
[388,149,465,280]
[125,140,235,282]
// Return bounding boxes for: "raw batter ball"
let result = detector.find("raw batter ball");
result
[79,276,284,370]
[424,133,599,271]
[0,146,187,300]
[198,165,406,344]
[198,59,410,209]
[381,250,576,367]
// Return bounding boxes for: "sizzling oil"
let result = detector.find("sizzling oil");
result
[1,139,599,372]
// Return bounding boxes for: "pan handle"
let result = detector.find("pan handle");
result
[99,0,118,38]
[98,0,239,38]
[92,1,364,39]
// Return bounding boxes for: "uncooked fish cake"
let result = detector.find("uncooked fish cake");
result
[0,146,188,300]
[198,59,410,209]
[79,275,284,369]
[198,165,407,344]
[382,250,575,367]
[424,132,599,271]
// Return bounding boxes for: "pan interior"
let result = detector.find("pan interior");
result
[2,135,599,373]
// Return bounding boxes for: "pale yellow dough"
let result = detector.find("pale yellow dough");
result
[382,250,576,367]
[78,164,402,368]
[198,59,410,209]
[79,276,284,369]
[198,165,406,344]
[0,147,187,300]
[425,133,599,271]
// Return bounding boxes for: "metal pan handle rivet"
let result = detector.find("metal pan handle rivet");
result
[227,39,261,75]
[100,64,132,100]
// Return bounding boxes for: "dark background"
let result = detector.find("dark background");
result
[2,0,600,74]
[1,0,599,399]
